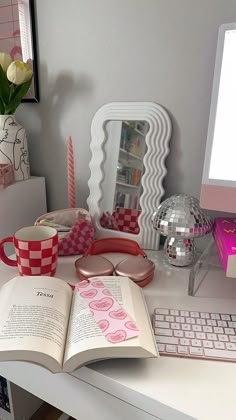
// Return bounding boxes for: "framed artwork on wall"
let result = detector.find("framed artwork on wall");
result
[0,0,39,102]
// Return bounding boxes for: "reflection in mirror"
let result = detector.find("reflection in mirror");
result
[87,102,172,250]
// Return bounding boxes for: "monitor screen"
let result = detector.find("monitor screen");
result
[200,23,236,213]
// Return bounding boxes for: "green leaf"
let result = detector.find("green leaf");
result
[0,65,10,105]
[0,97,5,114]
[5,77,32,114]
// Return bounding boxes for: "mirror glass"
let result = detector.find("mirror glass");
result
[87,102,172,250]
[100,120,149,231]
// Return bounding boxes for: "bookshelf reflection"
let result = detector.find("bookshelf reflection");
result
[99,120,149,234]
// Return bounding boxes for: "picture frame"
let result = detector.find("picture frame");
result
[0,0,39,102]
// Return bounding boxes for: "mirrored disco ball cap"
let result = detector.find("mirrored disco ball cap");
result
[152,194,213,266]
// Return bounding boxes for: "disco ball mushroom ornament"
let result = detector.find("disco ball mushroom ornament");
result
[152,194,213,266]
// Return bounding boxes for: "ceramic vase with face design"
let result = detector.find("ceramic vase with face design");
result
[0,115,30,181]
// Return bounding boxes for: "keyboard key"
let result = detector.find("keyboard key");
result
[155,314,164,321]
[218,334,229,342]
[176,316,185,323]
[207,333,217,341]
[156,336,179,345]
[204,348,236,359]
[170,309,179,316]
[217,320,227,327]
[178,345,188,354]
[174,330,184,338]
[166,345,176,353]
[171,323,180,330]
[190,311,199,317]
[203,326,213,333]
[207,319,217,326]
[192,325,202,332]
[155,328,172,336]
[211,313,220,320]
[157,343,165,352]
[221,314,231,321]
[155,309,169,315]
[214,341,225,349]
[191,339,201,347]
[225,328,235,335]
[226,343,236,351]
[228,322,236,328]
[189,347,203,356]
[166,315,175,322]
[229,336,236,343]
[196,332,206,339]
[185,331,195,339]
[214,327,224,334]
[155,321,170,329]
[182,324,191,331]
[196,319,206,325]
[180,311,189,316]
[200,312,210,319]
[186,317,195,324]
[231,316,236,321]
[180,338,190,346]
[203,341,213,348]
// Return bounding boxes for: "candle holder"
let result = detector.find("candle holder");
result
[151,194,213,266]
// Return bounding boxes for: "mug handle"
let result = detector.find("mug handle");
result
[0,237,17,266]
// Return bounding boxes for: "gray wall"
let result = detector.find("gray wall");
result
[15,0,236,211]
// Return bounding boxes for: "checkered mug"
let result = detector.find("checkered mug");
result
[0,226,58,276]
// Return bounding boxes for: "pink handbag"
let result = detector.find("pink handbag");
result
[35,208,94,256]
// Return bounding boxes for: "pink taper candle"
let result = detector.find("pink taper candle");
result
[67,136,75,208]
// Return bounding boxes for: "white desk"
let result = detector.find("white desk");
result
[0,251,236,420]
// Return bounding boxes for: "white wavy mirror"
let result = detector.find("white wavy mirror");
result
[87,102,172,250]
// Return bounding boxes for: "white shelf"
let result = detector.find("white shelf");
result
[123,121,146,136]
[119,148,143,161]
[116,181,140,189]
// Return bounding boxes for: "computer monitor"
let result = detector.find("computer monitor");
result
[200,22,236,213]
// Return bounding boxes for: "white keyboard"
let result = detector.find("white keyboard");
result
[153,308,236,362]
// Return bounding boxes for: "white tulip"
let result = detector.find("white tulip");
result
[7,60,33,85]
[0,52,12,72]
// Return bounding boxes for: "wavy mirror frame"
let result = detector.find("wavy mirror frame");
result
[87,102,172,250]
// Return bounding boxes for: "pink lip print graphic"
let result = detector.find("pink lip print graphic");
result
[105,330,127,343]
[97,319,110,332]
[91,280,105,288]
[109,308,127,320]
[80,289,97,299]
[103,288,112,296]
[125,321,138,331]
[76,280,89,288]
[89,297,114,311]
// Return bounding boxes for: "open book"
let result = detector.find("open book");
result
[0,275,158,373]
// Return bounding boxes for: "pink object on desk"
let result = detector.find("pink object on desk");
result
[0,163,14,188]
[76,278,139,343]
[213,217,236,278]
[67,135,75,208]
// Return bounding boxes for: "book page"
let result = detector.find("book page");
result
[63,276,158,371]
[0,276,72,370]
